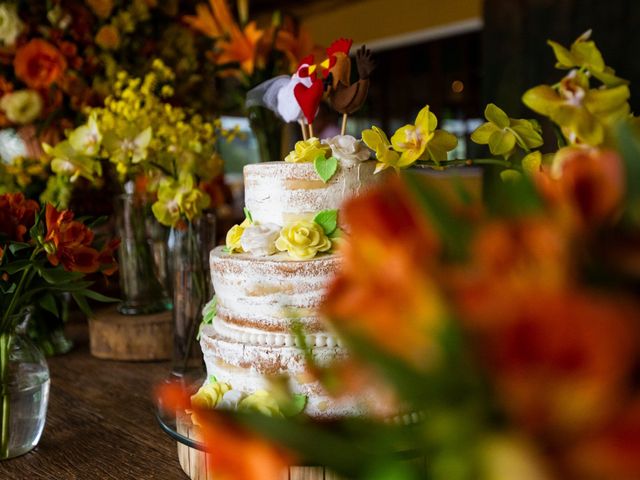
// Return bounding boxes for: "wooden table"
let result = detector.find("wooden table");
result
[0,322,186,479]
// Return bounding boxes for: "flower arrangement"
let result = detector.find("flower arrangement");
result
[0,192,118,457]
[45,59,235,227]
[0,1,226,135]
[157,31,640,480]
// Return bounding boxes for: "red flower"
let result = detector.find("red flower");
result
[98,238,120,276]
[0,192,39,242]
[14,39,67,89]
[44,204,100,273]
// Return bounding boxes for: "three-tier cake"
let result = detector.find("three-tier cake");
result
[198,135,381,417]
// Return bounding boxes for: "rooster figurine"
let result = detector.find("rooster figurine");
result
[323,39,375,115]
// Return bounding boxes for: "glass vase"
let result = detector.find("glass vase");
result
[247,106,284,163]
[115,192,170,315]
[0,331,50,460]
[168,213,216,375]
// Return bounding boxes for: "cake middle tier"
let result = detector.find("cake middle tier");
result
[210,246,340,332]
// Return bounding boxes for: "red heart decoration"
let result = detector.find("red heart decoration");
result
[294,79,324,124]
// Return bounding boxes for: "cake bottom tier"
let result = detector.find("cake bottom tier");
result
[200,323,362,418]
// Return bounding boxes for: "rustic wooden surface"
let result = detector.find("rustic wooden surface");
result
[89,306,172,361]
[0,321,186,479]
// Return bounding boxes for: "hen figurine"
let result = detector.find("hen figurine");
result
[325,41,375,115]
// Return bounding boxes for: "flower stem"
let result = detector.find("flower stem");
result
[415,158,513,169]
[0,332,12,459]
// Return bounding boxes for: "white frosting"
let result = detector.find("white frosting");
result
[322,135,370,165]
[210,247,340,331]
[217,390,245,410]
[243,161,379,228]
[239,222,280,256]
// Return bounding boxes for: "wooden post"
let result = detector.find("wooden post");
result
[341,113,348,136]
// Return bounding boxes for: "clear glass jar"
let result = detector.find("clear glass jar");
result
[115,191,171,315]
[168,213,216,375]
[0,332,50,460]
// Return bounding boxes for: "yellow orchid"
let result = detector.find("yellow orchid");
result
[362,126,401,173]
[471,104,543,158]
[151,173,211,227]
[390,105,457,167]
[103,126,152,168]
[69,114,102,156]
[548,30,627,87]
[523,70,630,146]
[44,140,102,183]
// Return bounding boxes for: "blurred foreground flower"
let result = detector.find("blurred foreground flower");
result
[156,381,294,480]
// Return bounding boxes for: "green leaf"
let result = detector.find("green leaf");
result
[313,210,338,236]
[8,243,31,255]
[329,227,343,240]
[36,265,84,284]
[71,292,92,317]
[500,169,523,182]
[243,207,253,223]
[1,259,31,274]
[38,293,59,317]
[484,103,510,128]
[314,156,338,183]
[80,289,119,303]
[279,394,307,418]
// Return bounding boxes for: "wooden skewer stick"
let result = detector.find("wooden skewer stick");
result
[341,113,348,136]
[299,121,308,141]
[309,123,314,138]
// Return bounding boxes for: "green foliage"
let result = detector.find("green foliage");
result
[313,209,339,236]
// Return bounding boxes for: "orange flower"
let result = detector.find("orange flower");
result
[44,204,101,273]
[14,39,67,89]
[567,399,640,480]
[95,25,120,50]
[98,238,120,276]
[464,289,636,438]
[156,381,293,480]
[185,0,265,76]
[536,147,624,229]
[322,177,445,367]
[85,0,114,19]
[275,22,323,73]
[0,192,39,242]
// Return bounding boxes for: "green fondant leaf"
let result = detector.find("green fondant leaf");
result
[314,156,338,183]
[198,296,217,340]
[280,394,308,418]
[314,210,338,236]
[243,207,253,223]
[329,227,343,239]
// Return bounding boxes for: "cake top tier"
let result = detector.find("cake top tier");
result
[244,160,378,227]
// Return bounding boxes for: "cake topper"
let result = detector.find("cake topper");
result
[246,37,375,139]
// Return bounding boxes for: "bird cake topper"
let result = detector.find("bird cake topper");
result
[246,37,375,140]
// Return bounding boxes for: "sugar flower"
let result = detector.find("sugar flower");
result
[191,381,232,410]
[0,3,24,46]
[322,135,370,165]
[0,90,43,124]
[284,137,330,163]
[238,390,284,418]
[390,105,457,166]
[240,222,280,256]
[275,219,332,260]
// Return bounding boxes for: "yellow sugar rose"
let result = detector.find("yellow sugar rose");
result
[238,390,283,417]
[225,218,251,253]
[284,137,330,163]
[191,381,232,410]
[275,220,332,260]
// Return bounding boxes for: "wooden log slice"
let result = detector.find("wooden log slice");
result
[88,306,172,361]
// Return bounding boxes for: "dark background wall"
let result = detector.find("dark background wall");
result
[483,0,640,115]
